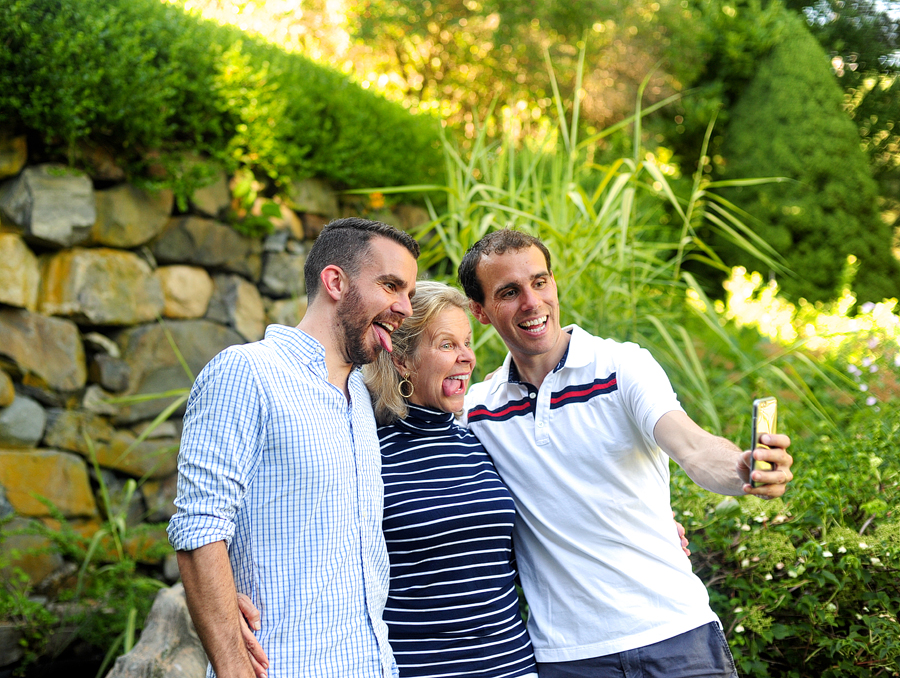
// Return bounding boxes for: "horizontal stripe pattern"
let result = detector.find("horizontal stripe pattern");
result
[379,404,535,678]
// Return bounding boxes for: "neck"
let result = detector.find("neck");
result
[297,309,354,395]
[511,330,571,389]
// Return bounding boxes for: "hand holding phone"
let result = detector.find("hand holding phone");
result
[750,397,777,488]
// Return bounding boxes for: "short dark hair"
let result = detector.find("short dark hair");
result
[304,217,420,300]
[458,228,552,304]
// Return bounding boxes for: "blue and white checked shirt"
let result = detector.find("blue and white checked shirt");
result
[168,325,396,678]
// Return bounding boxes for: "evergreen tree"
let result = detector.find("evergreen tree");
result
[719,14,899,303]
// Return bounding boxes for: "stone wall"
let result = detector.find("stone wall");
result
[0,133,427,590]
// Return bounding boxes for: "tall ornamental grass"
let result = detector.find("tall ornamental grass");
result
[372,52,821,435]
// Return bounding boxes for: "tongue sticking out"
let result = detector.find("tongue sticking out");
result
[373,324,393,353]
[442,378,463,397]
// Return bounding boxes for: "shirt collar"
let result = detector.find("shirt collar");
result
[264,324,331,381]
[487,324,586,393]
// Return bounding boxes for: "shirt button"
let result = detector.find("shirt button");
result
[529,393,536,399]
[538,421,544,427]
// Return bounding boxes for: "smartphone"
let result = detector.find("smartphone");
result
[750,397,777,488]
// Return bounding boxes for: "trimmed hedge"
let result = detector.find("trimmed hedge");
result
[0,0,442,191]
[718,14,899,304]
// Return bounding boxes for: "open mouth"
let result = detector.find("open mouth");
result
[518,315,548,335]
[373,320,397,352]
[442,373,471,396]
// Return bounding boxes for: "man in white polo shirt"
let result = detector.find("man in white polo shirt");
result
[459,229,794,677]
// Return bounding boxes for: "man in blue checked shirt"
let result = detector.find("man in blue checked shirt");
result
[167,218,419,678]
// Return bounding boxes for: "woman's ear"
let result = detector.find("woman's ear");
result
[392,354,412,378]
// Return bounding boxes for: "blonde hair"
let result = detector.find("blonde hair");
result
[363,280,470,425]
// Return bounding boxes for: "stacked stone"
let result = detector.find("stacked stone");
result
[0,133,427,603]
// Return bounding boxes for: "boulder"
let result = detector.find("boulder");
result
[114,320,244,424]
[151,216,262,280]
[0,449,97,518]
[288,177,338,218]
[0,134,27,179]
[0,371,13,408]
[106,584,208,678]
[266,297,307,328]
[89,354,131,392]
[92,184,174,248]
[260,251,306,299]
[141,473,178,523]
[0,393,46,448]
[0,233,40,310]
[190,172,230,218]
[0,517,64,585]
[40,248,165,325]
[43,410,177,479]
[205,274,266,342]
[156,265,214,319]
[0,164,95,248]
[0,309,86,392]
[301,212,329,239]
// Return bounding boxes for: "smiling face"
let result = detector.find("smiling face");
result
[336,236,417,366]
[396,306,475,413]
[469,245,567,377]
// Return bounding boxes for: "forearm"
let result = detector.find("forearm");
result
[655,410,747,496]
[676,434,746,495]
[178,542,256,678]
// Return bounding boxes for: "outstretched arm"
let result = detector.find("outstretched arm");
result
[654,410,793,498]
[178,542,263,678]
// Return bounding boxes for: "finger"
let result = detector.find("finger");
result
[237,593,262,631]
[240,621,270,671]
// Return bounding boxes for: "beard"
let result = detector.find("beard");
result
[336,283,379,366]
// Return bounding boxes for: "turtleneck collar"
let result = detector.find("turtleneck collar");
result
[396,402,456,433]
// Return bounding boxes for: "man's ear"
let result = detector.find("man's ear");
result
[319,265,347,301]
[469,300,492,326]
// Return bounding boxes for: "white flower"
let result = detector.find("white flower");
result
[848,364,861,376]
[823,551,833,558]
[861,302,876,314]
[734,607,744,613]
[826,603,837,612]
[741,559,750,568]
[741,524,751,532]
[765,574,773,580]
[754,515,766,522]
[859,542,869,549]
[788,569,798,578]
[838,546,847,553]
[682,510,694,517]
[867,396,877,406]
[894,354,900,368]
[862,357,873,367]
[735,625,745,633]
[870,557,882,566]
[869,364,878,373]
[860,383,869,392]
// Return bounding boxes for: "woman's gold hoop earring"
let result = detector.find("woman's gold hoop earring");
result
[398,375,414,399]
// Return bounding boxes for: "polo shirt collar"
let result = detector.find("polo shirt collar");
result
[486,324,588,394]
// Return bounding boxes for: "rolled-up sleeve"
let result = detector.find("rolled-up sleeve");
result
[167,348,266,551]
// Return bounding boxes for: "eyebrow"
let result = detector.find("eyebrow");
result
[493,271,548,297]
[377,274,412,291]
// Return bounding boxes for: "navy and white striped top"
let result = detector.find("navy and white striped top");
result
[379,403,535,678]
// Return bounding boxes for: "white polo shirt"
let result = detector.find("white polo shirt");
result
[464,325,719,662]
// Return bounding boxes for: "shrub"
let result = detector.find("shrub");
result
[673,404,900,676]
[0,0,442,197]
[717,14,899,305]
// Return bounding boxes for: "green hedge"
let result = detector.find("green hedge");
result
[674,404,900,676]
[0,0,442,192]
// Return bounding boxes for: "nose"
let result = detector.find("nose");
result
[394,292,413,319]
[458,344,475,365]
[520,286,541,310]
